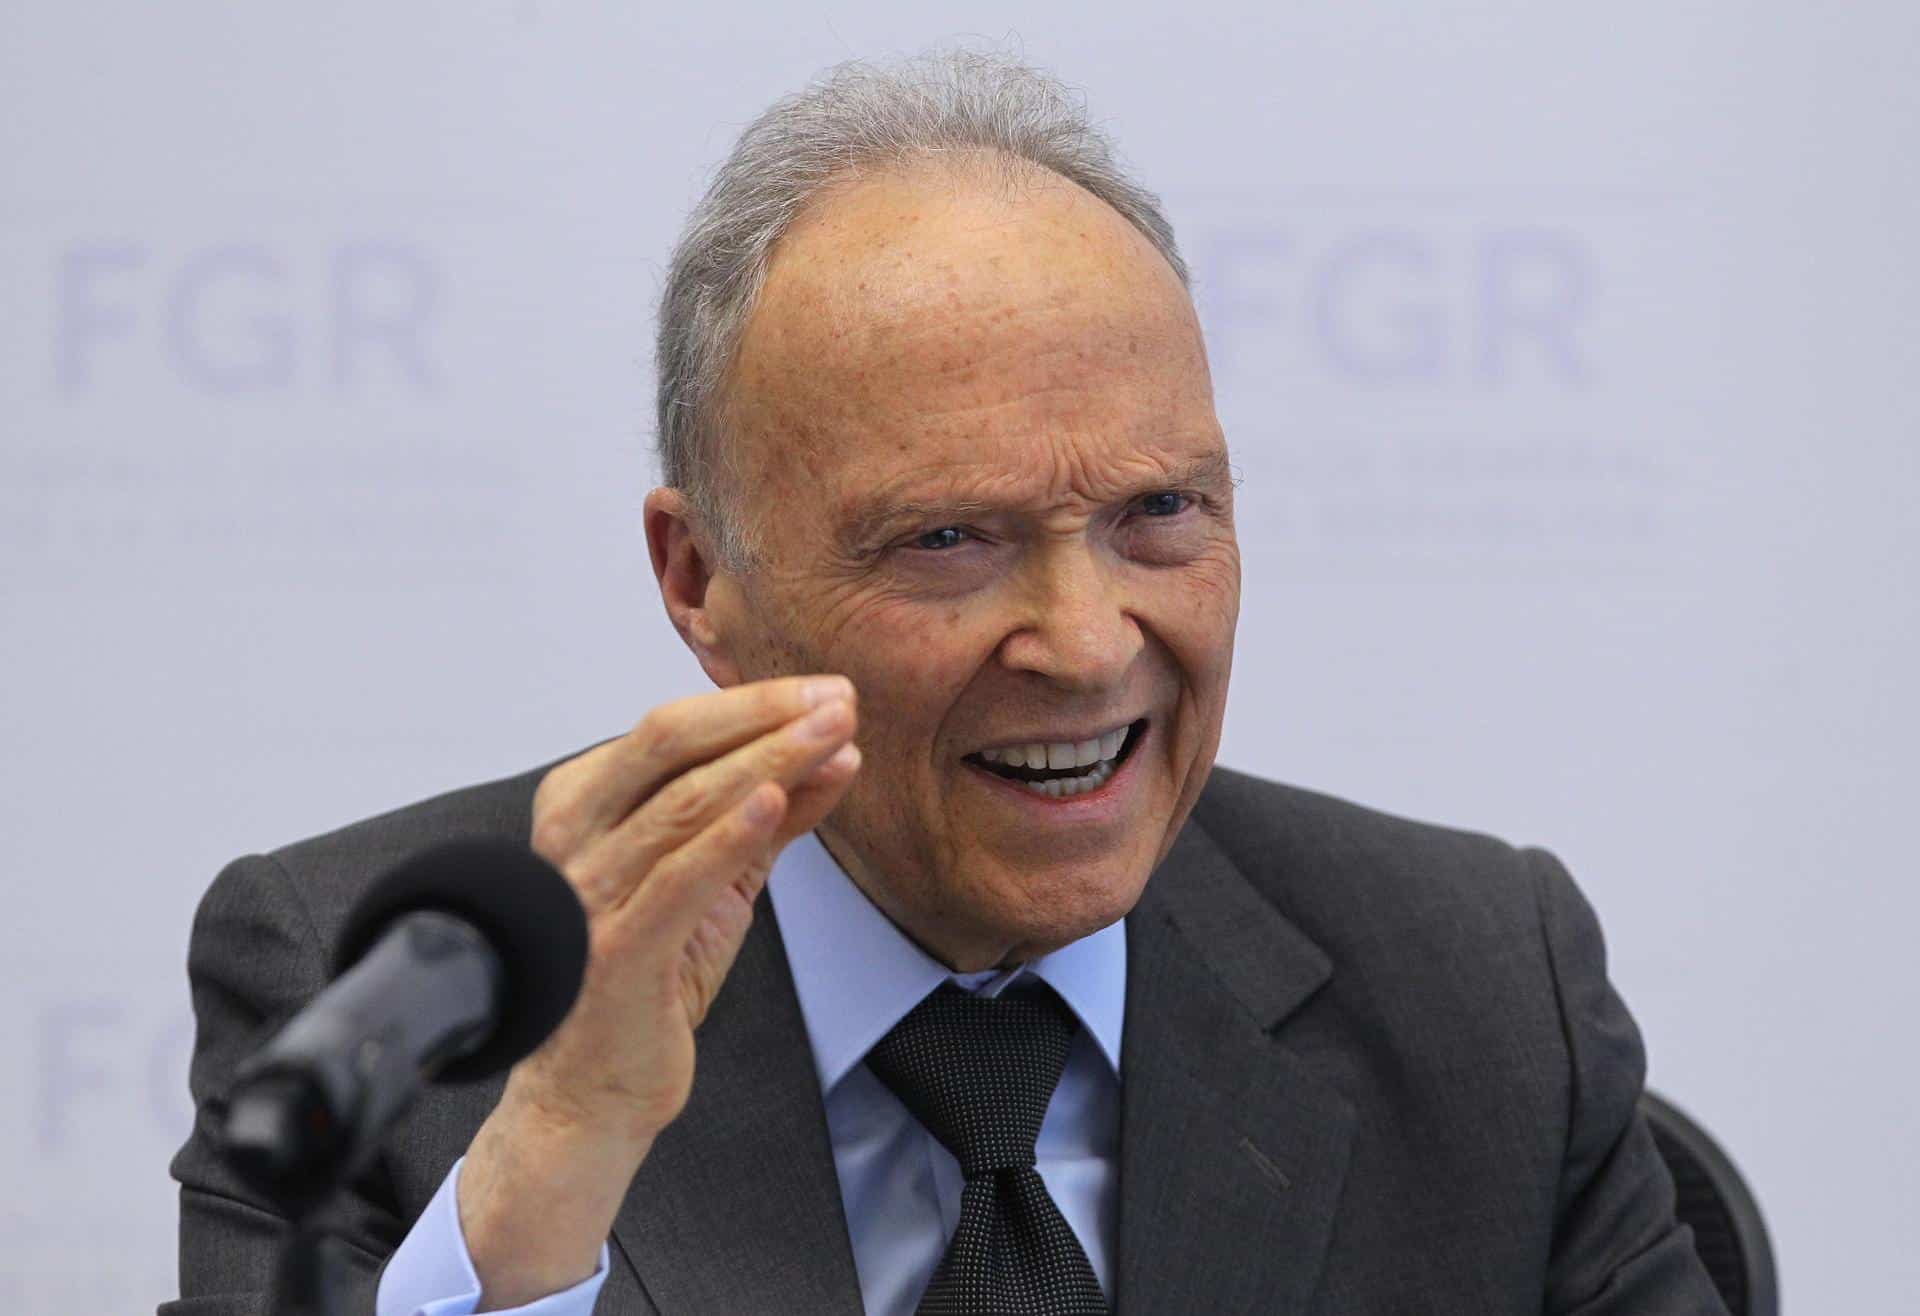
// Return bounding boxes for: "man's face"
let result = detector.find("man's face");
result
[702,163,1239,969]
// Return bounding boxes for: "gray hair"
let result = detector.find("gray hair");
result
[653,46,1191,570]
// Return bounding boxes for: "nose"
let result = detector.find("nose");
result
[996,539,1143,692]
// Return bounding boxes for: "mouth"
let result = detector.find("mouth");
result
[961,718,1149,800]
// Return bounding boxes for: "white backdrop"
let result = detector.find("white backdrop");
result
[4,3,1915,1310]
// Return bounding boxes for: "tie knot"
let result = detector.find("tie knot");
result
[865,980,1079,1177]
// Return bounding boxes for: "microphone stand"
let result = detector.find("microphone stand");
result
[272,1210,356,1316]
[215,1073,373,1316]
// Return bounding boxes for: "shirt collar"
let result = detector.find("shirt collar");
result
[766,830,1127,1097]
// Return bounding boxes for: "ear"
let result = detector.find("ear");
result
[645,486,744,688]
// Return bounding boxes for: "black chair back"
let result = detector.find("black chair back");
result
[1640,1090,1778,1316]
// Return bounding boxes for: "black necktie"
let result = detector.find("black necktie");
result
[865,980,1111,1316]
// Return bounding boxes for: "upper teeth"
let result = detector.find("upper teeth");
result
[977,726,1128,770]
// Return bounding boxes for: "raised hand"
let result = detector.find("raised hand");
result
[457,675,860,1308]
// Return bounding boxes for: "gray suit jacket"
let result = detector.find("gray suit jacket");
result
[164,753,1728,1314]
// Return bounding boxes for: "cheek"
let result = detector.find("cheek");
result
[1139,554,1240,674]
[814,594,998,755]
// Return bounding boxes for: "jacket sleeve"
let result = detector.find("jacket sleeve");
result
[1525,847,1730,1316]
[161,852,402,1314]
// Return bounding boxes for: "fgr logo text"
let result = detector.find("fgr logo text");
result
[1194,223,1592,391]
[31,997,193,1154]
[53,240,442,396]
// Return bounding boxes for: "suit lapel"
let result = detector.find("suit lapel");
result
[1116,817,1355,1315]
[608,892,863,1313]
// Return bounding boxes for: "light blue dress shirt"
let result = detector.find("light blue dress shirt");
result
[377,831,1127,1316]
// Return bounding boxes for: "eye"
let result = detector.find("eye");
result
[911,526,971,551]
[1137,491,1189,517]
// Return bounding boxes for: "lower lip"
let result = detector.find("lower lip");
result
[960,724,1148,822]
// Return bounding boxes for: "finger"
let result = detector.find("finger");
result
[534,674,853,856]
[773,742,861,846]
[617,781,789,942]
[573,699,856,910]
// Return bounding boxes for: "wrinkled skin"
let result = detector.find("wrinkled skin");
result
[649,158,1241,971]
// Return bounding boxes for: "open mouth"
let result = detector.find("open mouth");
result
[962,718,1148,799]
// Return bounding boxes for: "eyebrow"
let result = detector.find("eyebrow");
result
[836,451,1236,548]
[838,497,993,550]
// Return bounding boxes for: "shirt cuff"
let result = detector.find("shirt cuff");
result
[376,1155,611,1316]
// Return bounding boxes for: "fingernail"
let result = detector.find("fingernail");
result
[803,675,854,707]
[826,742,861,772]
[800,699,851,739]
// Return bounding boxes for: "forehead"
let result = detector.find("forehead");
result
[721,162,1218,512]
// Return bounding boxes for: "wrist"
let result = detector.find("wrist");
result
[457,1083,656,1309]
[497,1068,668,1159]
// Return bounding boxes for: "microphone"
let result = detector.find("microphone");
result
[217,839,589,1214]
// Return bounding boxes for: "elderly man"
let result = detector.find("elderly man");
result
[167,50,1727,1316]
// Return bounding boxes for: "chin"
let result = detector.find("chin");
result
[971,856,1149,959]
